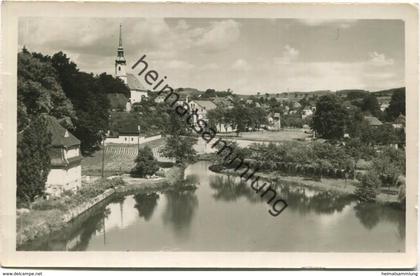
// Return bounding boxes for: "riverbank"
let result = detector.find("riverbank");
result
[209,166,401,204]
[16,166,185,248]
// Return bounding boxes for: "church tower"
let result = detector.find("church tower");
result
[115,24,127,84]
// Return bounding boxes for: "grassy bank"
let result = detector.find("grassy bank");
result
[16,165,186,248]
[210,166,400,204]
[81,138,164,176]
[16,178,125,247]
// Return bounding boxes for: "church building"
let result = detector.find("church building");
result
[115,24,148,111]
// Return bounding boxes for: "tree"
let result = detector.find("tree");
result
[17,116,51,207]
[360,124,398,146]
[226,104,249,136]
[207,106,226,130]
[372,147,405,189]
[51,52,111,153]
[130,146,159,178]
[160,109,197,165]
[97,73,130,98]
[18,51,76,130]
[202,89,217,98]
[17,49,76,206]
[311,95,349,140]
[160,136,197,165]
[354,171,380,202]
[385,88,405,121]
[346,109,364,138]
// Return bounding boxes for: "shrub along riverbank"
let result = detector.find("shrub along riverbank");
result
[209,165,402,205]
[210,140,405,205]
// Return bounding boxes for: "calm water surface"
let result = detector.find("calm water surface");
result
[23,161,405,252]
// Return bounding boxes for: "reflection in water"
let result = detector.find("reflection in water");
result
[354,203,381,230]
[210,175,260,203]
[134,193,159,221]
[209,175,354,215]
[66,207,111,251]
[19,203,111,251]
[162,190,198,240]
[208,174,405,234]
[354,202,405,239]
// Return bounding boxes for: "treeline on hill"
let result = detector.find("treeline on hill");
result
[17,48,128,205]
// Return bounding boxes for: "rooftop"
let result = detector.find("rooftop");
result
[127,73,147,91]
[193,100,217,111]
[364,116,383,126]
[45,116,80,148]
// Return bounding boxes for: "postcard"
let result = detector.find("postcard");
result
[1,1,418,269]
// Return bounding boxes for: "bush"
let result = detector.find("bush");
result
[130,146,159,178]
[32,198,68,211]
[354,171,380,202]
[79,178,124,198]
[165,165,185,185]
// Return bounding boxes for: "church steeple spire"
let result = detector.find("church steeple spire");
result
[119,24,123,47]
[115,24,127,84]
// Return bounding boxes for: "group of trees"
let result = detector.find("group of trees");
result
[207,103,267,135]
[310,90,406,203]
[50,52,129,153]
[312,91,405,145]
[354,147,405,202]
[226,141,355,179]
[131,107,198,177]
[159,109,198,165]
[17,49,127,205]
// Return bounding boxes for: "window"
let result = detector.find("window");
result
[131,138,133,141]
[118,66,121,71]
[125,137,127,141]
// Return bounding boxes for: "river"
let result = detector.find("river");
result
[22,161,405,252]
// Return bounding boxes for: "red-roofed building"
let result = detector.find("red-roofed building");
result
[44,116,82,196]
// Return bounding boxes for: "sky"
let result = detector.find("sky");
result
[19,17,405,94]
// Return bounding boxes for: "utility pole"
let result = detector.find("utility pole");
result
[101,131,106,179]
[137,125,141,153]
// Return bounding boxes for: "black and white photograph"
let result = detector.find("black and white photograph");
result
[1,1,418,269]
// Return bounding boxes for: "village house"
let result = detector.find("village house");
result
[188,99,234,132]
[392,114,405,129]
[245,99,253,105]
[44,116,82,197]
[292,101,302,109]
[188,100,217,122]
[273,112,281,130]
[212,97,234,109]
[106,123,140,144]
[301,105,316,119]
[364,116,383,127]
[380,102,390,112]
[105,122,162,145]
[154,94,166,103]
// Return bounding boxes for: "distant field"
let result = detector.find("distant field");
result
[221,129,310,142]
[81,130,309,176]
[81,138,171,176]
